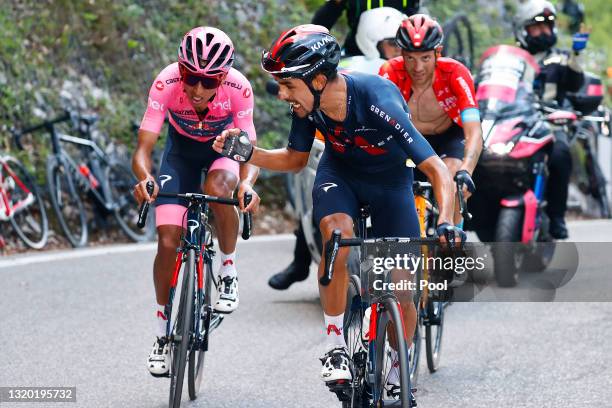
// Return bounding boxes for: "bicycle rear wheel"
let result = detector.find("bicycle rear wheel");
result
[5,157,49,249]
[187,255,213,400]
[373,297,413,408]
[46,154,88,247]
[169,249,195,408]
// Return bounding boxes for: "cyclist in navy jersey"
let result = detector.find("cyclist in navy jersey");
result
[213,25,464,392]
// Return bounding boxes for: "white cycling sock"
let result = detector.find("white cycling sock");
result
[324,313,347,349]
[388,348,400,384]
[218,250,237,278]
[155,304,167,338]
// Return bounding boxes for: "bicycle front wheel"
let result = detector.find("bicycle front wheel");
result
[425,299,446,373]
[46,154,88,247]
[187,255,213,400]
[5,157,49,249]
[373,297,413,408]
[169,249,195,408]
[342,273,365,408]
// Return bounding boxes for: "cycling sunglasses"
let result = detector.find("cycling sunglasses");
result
[179,64,224,89]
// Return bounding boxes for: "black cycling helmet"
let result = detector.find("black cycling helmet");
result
[396,14,444,52]
[261,24,341,80]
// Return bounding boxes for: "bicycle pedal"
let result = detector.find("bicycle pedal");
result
[326,380,352,402]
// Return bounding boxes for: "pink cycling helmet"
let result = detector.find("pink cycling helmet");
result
[178,26,235,76]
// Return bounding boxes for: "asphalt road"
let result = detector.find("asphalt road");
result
[1,220,612,408]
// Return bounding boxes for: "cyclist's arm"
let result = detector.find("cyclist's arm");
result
[450,64,483,174]
[249,147,310,173]
[132,129,160,203]
[417,157,455,226]
[230,75,260,186]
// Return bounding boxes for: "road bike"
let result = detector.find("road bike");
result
[13,111,153,247]
[137,181,253,408]
[0,152,48,249]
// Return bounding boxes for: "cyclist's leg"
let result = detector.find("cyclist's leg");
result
[313,160,359,381]
[205,157,241,313]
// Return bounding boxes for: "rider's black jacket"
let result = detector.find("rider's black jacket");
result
[533,48,585,106]
[312,0,420,57]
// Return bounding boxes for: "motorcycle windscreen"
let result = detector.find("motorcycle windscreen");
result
[475,45,540,113]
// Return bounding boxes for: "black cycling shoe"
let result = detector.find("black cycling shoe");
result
[268,261,310,290]
[549,217,568,239]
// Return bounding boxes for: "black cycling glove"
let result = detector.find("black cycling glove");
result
[436,222,467,247]
[221,130,253,162]
[454,170,476,193]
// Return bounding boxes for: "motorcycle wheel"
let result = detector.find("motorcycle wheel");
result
[492,208,523,287]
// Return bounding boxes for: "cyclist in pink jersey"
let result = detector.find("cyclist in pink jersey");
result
[131,26,260,377]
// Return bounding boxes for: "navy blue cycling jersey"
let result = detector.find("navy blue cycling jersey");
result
[288,71,435,175]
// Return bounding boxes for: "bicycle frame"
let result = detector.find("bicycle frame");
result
[165,201,219,352]
[0,157,35,221]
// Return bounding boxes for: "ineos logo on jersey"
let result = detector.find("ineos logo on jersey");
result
[148,97,164,111]
[320,182,338,193]
[237,108,253,119]
[188,220,199,236]
[159,175,172,189]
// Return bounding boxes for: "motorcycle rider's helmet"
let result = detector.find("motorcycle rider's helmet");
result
[513,0,557,54]
[355,7,407,59]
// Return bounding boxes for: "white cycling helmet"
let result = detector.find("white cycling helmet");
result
[513,0,557,53]
[355,7,407,60]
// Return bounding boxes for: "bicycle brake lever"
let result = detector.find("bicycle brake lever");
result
[137,181,154,229]
[320,229,342,286]
[455,180,472,221]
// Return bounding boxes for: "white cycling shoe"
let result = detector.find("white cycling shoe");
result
[147,336,170,377]
[214,276,239,313]
[320,346,352,383]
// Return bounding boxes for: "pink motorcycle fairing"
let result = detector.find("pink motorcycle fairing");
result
[500,189,538,243]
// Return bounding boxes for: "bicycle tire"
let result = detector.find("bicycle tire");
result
[188,255,213,400]
[107,159,155,241]
[342,274,365,408]
[169,249,195,408]
[425,300,445,373]
[5,157,49,249]
[373,297,413,408]
[46,154,88,247]
[442,13,475,71]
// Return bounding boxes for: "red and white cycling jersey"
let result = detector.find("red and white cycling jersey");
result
[140,62,256,142]
[379,57,480,127]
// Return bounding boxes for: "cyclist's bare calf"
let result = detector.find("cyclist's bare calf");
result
[154,225,183,304]
[203,170,239,254]
[318,213,354,315]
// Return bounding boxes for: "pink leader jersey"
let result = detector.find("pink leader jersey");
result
[140,62,256,142]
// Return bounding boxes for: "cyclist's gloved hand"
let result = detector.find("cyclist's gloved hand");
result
[216,129,253,162]
[572,32,589,52]
[454,170,476,193]
[436,222,467,248]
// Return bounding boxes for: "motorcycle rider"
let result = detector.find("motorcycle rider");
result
[269,7,408,290]
[514,0,587,239]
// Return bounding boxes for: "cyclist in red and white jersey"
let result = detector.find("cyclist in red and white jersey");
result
[379,14,483,224]
[131,26,260,377]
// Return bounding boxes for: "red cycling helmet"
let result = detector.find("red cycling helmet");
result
[396,14,444,52]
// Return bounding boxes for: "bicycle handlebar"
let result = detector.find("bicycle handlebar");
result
[11,112,72,150]
[136,181,253,239]
[319,229,439,286]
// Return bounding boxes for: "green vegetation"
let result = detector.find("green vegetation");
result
[0,0,608,160]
